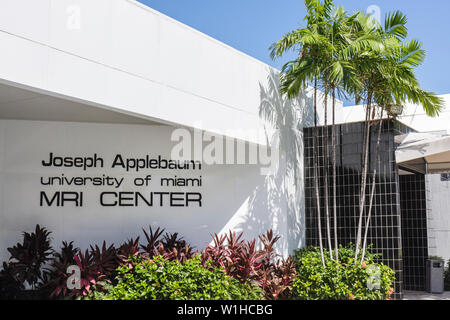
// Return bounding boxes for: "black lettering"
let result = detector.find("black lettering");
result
[41,153,54,167]
[186,193,202,207]
[93,154,104,168]
[170,193,185,207]
[73,157,83,168]
[61,192,82,207]
[100,192,118,206]
[111,154,125,169]
[53,156,63,167]
[40,191,60,206]
[119,192,134,206]
[154,192,169,206]
[135,192,153,206]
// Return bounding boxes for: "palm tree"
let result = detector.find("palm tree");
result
[352,11,444,261]
[320,6,364,262]
[306,4,385,263]
[309,4,372,262]
[360,110,383,263]
[349,11,401,261]
[271,1,443,266]
[270,0,335,266]
[271,0,377,264]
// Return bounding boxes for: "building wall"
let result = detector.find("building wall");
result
[0,0,349,267]
[396,95,450,134]
[0,0,342,146]
[426,174,450,263]
[341,94,450,134]
[0,119,307,263]
[0,0,350,268]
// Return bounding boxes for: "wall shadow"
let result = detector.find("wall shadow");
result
[235,70,314,256]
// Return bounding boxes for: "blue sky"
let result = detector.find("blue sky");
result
[138,0,450,105]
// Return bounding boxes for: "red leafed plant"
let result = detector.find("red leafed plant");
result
[259,230,281,266]
[140,226,165,254]
[2,225,297,300]
[201,231,264,283]
[140,226,196,263]
[161,232,196,263]
[117,237,141,267]
[233,239,265,283]
[48,248,98,299]
[257,256,297,300]
[201,233,227,268]
[201,229,296,300]
[90,241,118,278]
[71,249,99,298]
[47,241,118,299]
[0,261,24,299]
[164,244,196,264]
[256,230,297,300]
[44,241,79,298]
[6,225,53,290]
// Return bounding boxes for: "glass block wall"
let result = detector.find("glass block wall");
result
[399,174,428,291]
[304,119,414,299]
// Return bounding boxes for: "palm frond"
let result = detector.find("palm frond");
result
[384,11,408,40]
[396,39,425,67]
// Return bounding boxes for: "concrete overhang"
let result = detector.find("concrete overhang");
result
[0,79,165,125]
[395,132,450,174]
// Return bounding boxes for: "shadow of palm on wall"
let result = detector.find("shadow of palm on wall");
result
[235,70,315,256]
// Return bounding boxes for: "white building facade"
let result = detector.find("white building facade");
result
[0,0,449,293]
[0,0,346,263]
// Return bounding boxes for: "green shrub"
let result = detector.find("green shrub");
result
[292,246,395,300]
[89,256,264,300]
[444,260,450,291]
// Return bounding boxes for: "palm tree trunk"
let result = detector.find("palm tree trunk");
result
[323,87,333,259]
[313,77,326,267]
[354,93,372,261]
[332,87,338,262]
[361,113,383,263]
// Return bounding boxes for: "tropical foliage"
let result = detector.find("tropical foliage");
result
[270,0,443,265]
[444,259,450,291]
[0,225,296,300]
[88,256,263,300]
[4,225,53,290]
[0,224,396,300]
[292,245,395,300]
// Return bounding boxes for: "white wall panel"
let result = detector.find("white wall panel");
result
[0,120,304,262]
[109,0,161,82]
[49,0,111,63]
[47,49,108,105]
[105,68,161,119]
[0,0,340,146]
[0,0,51,44]
[0,32,48,89]
[426,174,450,261]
